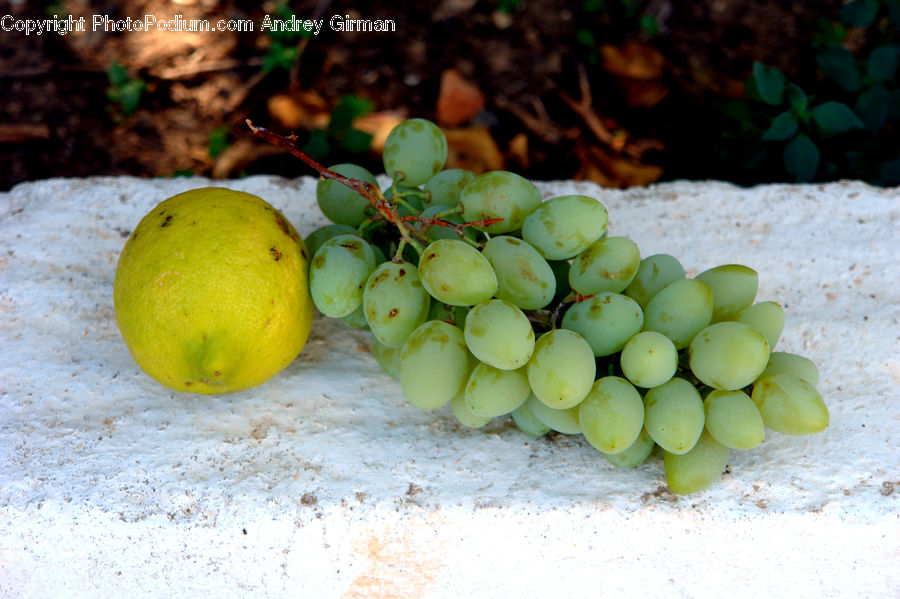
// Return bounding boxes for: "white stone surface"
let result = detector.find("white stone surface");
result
[1,176,898,598]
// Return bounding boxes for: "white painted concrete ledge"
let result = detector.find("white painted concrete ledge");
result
[1,176,898,598]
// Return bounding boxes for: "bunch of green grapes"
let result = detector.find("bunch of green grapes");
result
[303,118,829,496]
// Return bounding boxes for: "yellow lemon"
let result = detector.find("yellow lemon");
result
[113,187,313,394]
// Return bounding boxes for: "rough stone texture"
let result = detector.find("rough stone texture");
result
[1,176,898,598]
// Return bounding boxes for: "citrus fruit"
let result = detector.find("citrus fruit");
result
[113,187,313,394]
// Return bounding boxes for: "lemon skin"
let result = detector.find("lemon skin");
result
[113,187,313,394]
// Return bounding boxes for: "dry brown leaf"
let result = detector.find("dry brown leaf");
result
[506,133,530,170]
[600,42,666,80]
[0,123,50,143]
[575,145,663,188]
[266,91,330,130]
[355,111,407,152]
[436,69,485,127]
[619,78,670,108]
[444,127,504,173]
[432,0,480,20]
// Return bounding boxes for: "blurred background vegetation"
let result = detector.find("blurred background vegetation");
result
[1,0,898,191]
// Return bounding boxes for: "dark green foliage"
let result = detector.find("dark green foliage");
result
[750,63,787,105]
[106,63,146,118]
[714,1,899,186]
[208,127,231,158]
[840,0,881,27]
[783,134,820,182]
[577,0,660,61]
[262,3,313,75]
[301,96,374,162]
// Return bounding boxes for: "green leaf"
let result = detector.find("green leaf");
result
[639,13,660,38]
[866,45,900,83]
[752,62,786,105]
[576,29,595,46]
[302,130,330,161]
[107,62,129,87]
[783,134,820,182]
[339,128,374,154]
[855,85,892,131]
[262,42,298,74]
[813,17,846,45]
[816,45,861,92]
[328,95,373,136]
[762,111,799,141]
[811,101,865,136]
[786,83,808,113]
[208,127,230,158]
[496,0,522,13]
[840,0,880,27]
[116,80,145,116]
[582,0,608,13]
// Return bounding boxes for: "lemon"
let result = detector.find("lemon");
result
[113,187,313,394]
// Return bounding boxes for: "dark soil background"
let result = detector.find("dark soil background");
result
[2,0,894,191]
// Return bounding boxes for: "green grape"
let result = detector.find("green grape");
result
[689,322,770,390]
[363,261,431,348]
[704,389,765,449]
[304,224,358,258]
[511,401,550,437]
[450,391,492,428]
[525,394,582,434]
[419,204,478,243]
[428,301,468,329]
[569,236,641,295]
[642,278,714,349]
[382,118,448,186]
[464,362,531,418]
[315,164,378,226]
[603,428,655,468]
[526,328,596,409]
[643,377,705,455]
[464,299,535,370]
[751,373,829,435]
[695,264,759,322]
[424,168,475,205]
[762,352,820,387]
[624,253,686,309]
[579,376,645,454]
[561,292,644,357]
[418,239,498,306]
[459,170,543,234]
[736,301,785,350]
[309,234,376,318]
[521,195,609,260]
[372,338,401,379]
[399,321,471,410]
[620,331,678,388]
[341,304,369,329]
[664,430,730,495]
[481,236,556,310]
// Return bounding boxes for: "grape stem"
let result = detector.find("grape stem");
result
[247,120,429,250]
[245,120,502,252]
